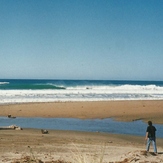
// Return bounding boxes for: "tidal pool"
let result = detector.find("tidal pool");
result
[0,117,163,138]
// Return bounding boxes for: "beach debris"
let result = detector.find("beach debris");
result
[0,125,22,130]
[12,157,71,163]
[8,114,16,118]
[116,150,162,163]
[132,118,143,121]
[9,125,23,130]
[108,141,113,143]
[41,129,49,134]
[11,156,44,163]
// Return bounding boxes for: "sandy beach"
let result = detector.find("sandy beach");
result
[0,100,163,123]
[0,100,163,162]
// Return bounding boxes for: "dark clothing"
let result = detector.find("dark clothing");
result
[146,125,156,138]
[146,125,157,153]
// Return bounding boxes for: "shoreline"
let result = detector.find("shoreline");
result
[0,100,163,124]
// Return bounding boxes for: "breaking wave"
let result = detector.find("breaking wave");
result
[0,79,163,104]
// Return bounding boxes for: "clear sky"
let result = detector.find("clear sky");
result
[0,0,163,80]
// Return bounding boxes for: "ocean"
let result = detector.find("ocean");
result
[0,79,163,104]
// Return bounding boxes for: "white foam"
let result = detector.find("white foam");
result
[0,82,9,85]
[0,84,163,104]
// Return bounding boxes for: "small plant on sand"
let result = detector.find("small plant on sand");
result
[28,146,37,161]
[12,146,71,163]
[12,146,42,163]
[70,143,106,163]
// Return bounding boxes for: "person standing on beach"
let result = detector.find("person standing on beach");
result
[145,121,157,153]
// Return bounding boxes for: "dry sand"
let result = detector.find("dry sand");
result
[0,100,163,162]
[0,129,163,163]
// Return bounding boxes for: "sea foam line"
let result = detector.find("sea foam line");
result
[0,88,163,104]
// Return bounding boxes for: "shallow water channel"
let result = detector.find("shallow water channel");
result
[0,117,163,138]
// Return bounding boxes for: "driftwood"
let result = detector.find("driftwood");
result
[8,114,16,118]
[0,125,22,130]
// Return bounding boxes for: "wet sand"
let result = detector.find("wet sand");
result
[0,100,163,123]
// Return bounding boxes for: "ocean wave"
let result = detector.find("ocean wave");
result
[1,80,163,104]
[0,82,9,85]
[32,84,66,90]
[45,83,66,89]
[66,84,163,91]
[0,83,66,90]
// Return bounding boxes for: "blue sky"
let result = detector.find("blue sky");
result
[0,0,163,80]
